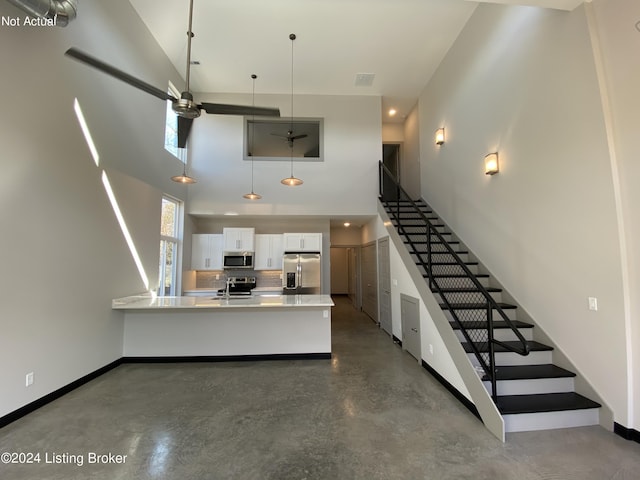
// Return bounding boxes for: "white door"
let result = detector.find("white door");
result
[378,237,392,336]
[361,241,378,323]
[401,294,421,362]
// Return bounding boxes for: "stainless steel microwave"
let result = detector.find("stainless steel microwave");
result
[223,252,254,269]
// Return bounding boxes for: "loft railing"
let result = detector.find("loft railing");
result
[378,161,529,400]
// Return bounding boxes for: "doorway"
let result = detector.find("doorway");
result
[330,246,361,309]
[382,143,401,200]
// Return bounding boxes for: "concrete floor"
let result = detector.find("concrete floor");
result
[0,295,638,479]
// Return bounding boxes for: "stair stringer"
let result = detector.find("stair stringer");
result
[378,203,506,441]
[417,199,613,431]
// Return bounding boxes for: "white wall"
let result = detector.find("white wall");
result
[382,123,404,143]
[402,106,421,199]
[386,224,471,399]
[187,93,381,216]
[590,0,640,431]
[0,0,185,418]
[417,3,633,428]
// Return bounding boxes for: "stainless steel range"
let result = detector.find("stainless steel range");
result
[217,276,257,297]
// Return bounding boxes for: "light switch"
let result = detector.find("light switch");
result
[588,297,598,311]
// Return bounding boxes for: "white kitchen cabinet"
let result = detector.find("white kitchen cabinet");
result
[191,234,223,270]
[283,233,322,252]
[223,228,255,252]
[254,234,284,270]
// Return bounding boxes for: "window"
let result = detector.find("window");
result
[244,118,323,161]
[164,82,187,162]
[158,196,182,296]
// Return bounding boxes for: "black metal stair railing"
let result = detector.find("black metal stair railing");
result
[378,161,529,400]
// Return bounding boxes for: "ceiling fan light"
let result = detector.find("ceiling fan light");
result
[281,176,303,186]
[173,97,201,119]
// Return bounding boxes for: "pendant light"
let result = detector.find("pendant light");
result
[281,33,303,187]
[243,74,262,200]
[171,156,196,184]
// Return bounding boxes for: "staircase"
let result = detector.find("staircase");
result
[381,192,601,433]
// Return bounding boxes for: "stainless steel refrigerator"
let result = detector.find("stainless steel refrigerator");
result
[282,253,321,295]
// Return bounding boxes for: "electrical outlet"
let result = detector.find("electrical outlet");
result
[215,274,220,280]
[588,297,598,311]
[25,372,34,387]
[323,310,329,318]
[429,344,434,355]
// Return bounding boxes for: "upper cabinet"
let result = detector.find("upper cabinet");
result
[191,234,223,270]
[254,234,284,270]
[223,228,255,252]
[283,233,322,252]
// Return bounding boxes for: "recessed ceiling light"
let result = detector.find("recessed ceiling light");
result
[388,109,397,116]
[224,212,239,216]
[344,222,351,227]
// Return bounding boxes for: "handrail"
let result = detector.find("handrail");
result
[378,161,529,400]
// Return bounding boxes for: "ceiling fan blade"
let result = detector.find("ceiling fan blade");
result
[200,103,280,117]
[65,48,177,102]
[270,133,289,138]
[291,134,308,141]
[177,116,194,149]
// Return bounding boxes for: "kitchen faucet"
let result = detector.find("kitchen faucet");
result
[224,277,234,299]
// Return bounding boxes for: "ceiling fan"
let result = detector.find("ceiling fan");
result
[64,0,280,149]
[271,130,308,148]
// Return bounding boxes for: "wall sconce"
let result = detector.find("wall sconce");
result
[484,152,499,175]
[435,128,445,146]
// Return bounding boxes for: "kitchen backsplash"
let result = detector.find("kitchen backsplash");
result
[195,270,282,290]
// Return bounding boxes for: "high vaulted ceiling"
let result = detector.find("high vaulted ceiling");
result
[129,0,585,124]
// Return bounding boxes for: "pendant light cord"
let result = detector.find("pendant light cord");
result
[289,33,295,176]
[251,74,256,192]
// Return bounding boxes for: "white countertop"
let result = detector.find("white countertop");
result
[113,293,334,310]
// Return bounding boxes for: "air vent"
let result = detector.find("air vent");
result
[354,73,375,87]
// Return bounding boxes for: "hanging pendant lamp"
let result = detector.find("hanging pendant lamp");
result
[243,74,262,200]
[171,159,196,184]
[281,33,303,187]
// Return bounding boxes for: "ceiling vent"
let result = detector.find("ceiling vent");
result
[354,73,375,87]
[6,0,77,26]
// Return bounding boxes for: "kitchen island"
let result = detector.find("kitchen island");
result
[113,293,334,359]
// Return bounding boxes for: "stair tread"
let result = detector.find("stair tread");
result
[496,392,601,415]
[440,302,517,310]
[461,340,553,353]
[437,287,501,293]
[483,364,576,381]
[449,320,533,330]
[426,261,478,266]
[404,239,455,244]
[427,273,489,278]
